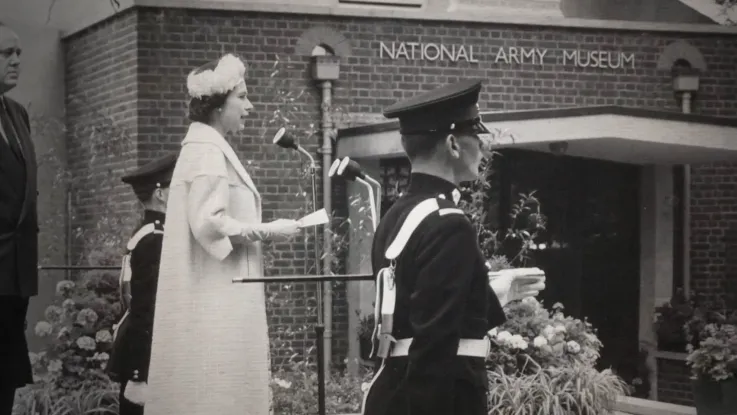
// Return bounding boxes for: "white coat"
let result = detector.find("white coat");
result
[145,122,273,414]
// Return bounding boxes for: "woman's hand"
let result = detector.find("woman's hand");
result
[262,219,300,240]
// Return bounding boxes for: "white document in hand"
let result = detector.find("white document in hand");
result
[298,209,329,228]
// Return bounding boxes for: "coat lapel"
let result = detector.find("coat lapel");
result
[182,122,261,200]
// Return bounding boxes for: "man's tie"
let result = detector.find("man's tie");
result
[0,98,23,160]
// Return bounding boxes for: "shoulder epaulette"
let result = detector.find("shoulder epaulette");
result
[384,196,465,260]
[126,223,164,251]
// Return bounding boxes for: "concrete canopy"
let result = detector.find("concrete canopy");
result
[336,106,737,165]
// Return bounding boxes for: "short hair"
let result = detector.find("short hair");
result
[186,59,238,123]
[400,132,447,161]
[188,93,229,123]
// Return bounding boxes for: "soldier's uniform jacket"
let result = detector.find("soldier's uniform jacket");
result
[107,210,165,383]
[371,173,506,387]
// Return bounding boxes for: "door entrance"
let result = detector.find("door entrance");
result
[497,149,641,375]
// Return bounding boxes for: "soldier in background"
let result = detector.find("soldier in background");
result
[362,80,546,415]
[107,153,177,415]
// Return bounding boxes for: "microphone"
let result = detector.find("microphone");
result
[330,157,379,231]
[272,127,315,167]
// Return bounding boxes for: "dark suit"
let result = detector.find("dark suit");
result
[0,95,37,413]
[107,210,164,415]
[363,173,506,415]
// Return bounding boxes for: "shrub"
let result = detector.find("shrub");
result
[487,364,630,415]
[685,299,737,382]
[653,288,696,352]
[13,379,118,415]
[486,297,602,375]
[27,270,122,394]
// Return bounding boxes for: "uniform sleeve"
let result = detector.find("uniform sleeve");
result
[185,146,277,261]
[486,284,506,329]
[125,233,163,382]
[407,216,478,368]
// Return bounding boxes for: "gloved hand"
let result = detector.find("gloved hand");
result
[261,219,300,240]
[238,219,300,242]
[124,381,148,405]
[489,267,546,306]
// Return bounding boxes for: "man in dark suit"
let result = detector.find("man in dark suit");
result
[107,153,177,415]
[0,21,38,415]
[361,80,546,415]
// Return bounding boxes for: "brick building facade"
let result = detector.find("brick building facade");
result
[61,4,737,406]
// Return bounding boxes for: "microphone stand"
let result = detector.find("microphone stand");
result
[295,148,327,414]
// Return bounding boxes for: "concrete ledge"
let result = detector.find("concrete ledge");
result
[615,396,696,415]
[338,396,696,415]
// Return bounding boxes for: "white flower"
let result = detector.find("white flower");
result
[533,336,548,348]
[34,321,53,337]
[76,336,97,351]
[361,382,371,393]
[48,359,63,373]
[542,325,556,340]
[554,325,567,334]
[57,326,71,340]
[44,305,64,323]
[62,298,75,311]
[496,331,512,343]
[55,280,75,296]
[76,308,99,326]
[95,330,112,343]
[273,378,292,389]
[487,328,498,337]
[521,296,538,305]
[566,340,581,354]
[509,335,528,350]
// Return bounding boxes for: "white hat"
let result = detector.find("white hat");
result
[186,54,246,99]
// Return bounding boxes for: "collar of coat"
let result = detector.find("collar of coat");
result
[182,122,260,200]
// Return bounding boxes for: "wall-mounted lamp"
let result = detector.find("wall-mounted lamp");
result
[671,60,700,114]
[310,45,341,82]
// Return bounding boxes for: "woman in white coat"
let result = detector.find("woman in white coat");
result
[140,54,300,415]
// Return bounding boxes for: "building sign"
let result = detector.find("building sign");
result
[378,42,636,69]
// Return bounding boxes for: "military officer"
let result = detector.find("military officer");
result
[107,153,178,415]
[362,79,546,415]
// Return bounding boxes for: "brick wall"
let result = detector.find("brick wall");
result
[657,357,694,405]
[64,10,141,260]
[63,7,737,381]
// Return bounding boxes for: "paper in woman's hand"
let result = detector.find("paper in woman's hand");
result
[298,209,329,228]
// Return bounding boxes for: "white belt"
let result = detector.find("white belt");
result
[390,337,490,358]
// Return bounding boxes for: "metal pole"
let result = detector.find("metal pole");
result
[311,166,323,327]
[315,324,326,415]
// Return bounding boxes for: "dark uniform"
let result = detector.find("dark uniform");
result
[0,95,37,414]
[107,154,177,415]
[362,80,507,415]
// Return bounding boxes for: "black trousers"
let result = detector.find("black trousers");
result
[0,296,33,415]
[119,381,144,415]
[0,388,14,415]
[363,364,488,415]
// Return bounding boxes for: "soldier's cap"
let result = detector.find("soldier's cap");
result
[121,153,178,199]
[383,79,490,136]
